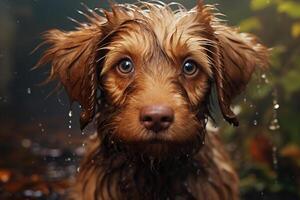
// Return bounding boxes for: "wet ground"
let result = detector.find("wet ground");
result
[0,118,91,200]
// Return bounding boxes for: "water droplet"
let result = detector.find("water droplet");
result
[261,73,269,83]
[21,139,32,148]
[27,88,31,94]
[77,167,80,173]
[65,157,71,162]
[269,90,280,131]
[269,123,280,131]
[69,110,73,117]
[272,146,278,169]
[253,120,258,126]
[81,131,85,135]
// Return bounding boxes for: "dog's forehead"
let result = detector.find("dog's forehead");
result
[102,4,213,75]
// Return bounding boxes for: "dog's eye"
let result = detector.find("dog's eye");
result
[117,59,134,74]
[182,60,198,76]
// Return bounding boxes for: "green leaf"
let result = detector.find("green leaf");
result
[291,23,300,38]
[280,69,300,96]
[239,17,262,32]
[251,0,273,11]
[278,2,300,18]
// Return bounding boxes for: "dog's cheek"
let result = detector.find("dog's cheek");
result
[170,107,200,142]
[112,105,146,142]
[179,75,209,107]
[101,72,132,106]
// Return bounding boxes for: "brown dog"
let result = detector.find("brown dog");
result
[37,1,268,199]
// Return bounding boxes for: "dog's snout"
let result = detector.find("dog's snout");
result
[140,105,174,133]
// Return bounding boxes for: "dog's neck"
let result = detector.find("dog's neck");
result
[79,134,203,199]
[75,131,238,200]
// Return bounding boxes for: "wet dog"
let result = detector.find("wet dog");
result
[37,1,268,199]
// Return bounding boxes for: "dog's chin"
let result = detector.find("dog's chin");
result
[124,137,200,159]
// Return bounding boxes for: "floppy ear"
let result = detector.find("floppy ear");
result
[212,25,269,126]
[36,14,104,129]
[195,1,269,126]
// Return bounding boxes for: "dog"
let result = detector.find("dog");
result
[37,1,269,199]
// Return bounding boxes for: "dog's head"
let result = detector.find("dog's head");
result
[38,1,268,157]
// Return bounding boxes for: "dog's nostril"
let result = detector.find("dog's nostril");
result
[142,116,153,122]
[140,105,174,133]
[161,116,173,123]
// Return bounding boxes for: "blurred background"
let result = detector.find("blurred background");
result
[0,0,299,199]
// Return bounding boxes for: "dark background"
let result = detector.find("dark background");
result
[0,0,300,199]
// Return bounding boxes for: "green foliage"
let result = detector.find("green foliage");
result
[251,0,274,11]
[277,1,300,18]
[239,17,262,32]
[225,0,300,199]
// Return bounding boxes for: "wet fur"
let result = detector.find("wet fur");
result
[37,1,268,200]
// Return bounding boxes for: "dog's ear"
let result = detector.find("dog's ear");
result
[195,1,269,126]
[212,25,269,126]
[36,16,104,129]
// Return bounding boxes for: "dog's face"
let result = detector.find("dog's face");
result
[99,15,213,155]
[38,1,268,157]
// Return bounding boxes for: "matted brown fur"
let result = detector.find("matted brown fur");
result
[37,1,269,199]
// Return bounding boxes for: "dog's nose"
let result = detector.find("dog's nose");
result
[140,105,174,133]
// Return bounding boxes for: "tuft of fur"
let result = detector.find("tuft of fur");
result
[37,1,269,200]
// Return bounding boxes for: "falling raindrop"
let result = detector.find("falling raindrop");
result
[27,88,31,94]
[21,139,32,148]
[253,120,258,126]
[38,123,45,133]
[272,146,278,169]
[261,73,269,83]
[269,90,280,131]
[57,98,65,106]
[274,104,280,110]
[68,120,72,129]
